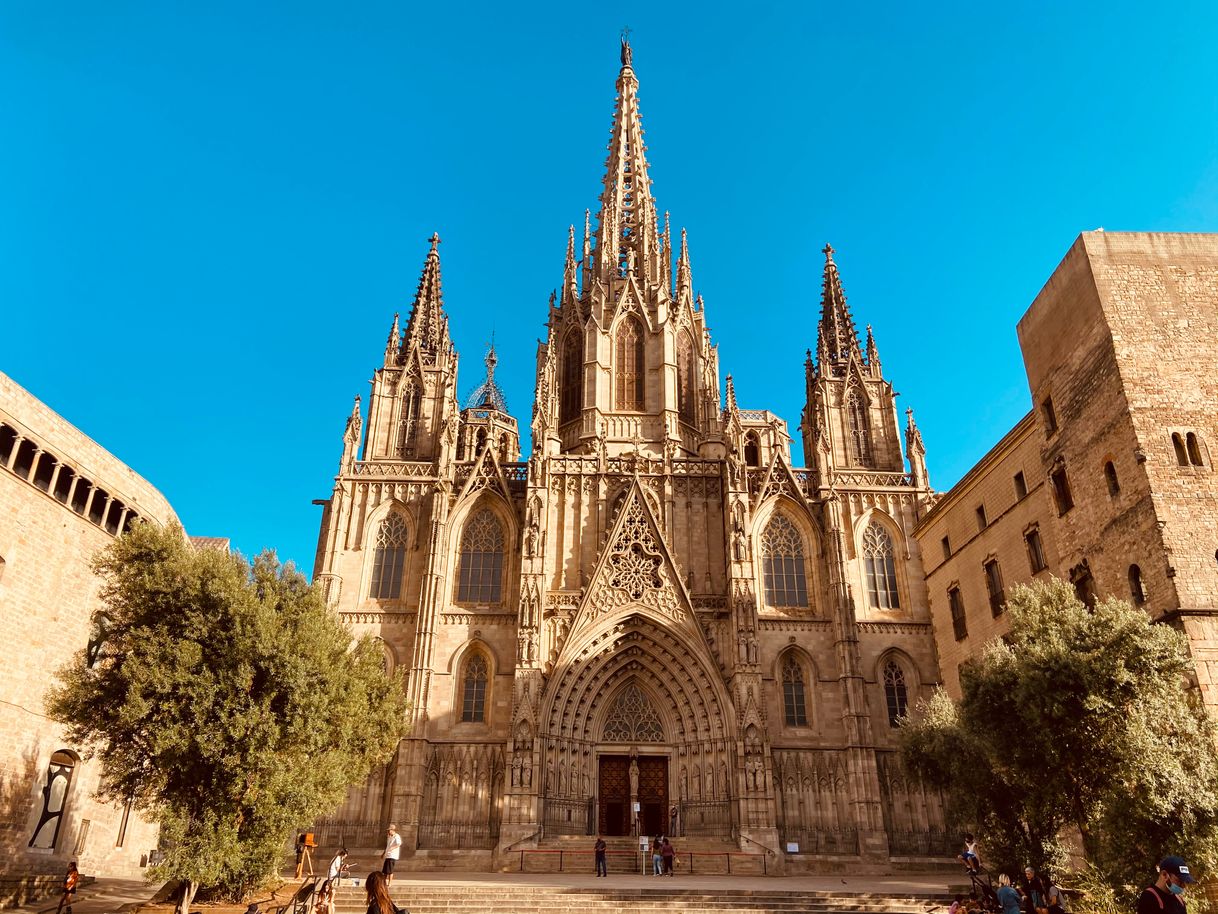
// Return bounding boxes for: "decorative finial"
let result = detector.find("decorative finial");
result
[620,28,633,67]
[428,232,441,254]
[822,243,835,261]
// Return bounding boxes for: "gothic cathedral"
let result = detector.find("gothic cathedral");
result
[311,39,948,870]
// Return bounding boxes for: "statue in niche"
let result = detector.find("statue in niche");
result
[629,756,640,799]
[511,755,522,786]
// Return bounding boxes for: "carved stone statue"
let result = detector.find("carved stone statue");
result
[629,757,640,798]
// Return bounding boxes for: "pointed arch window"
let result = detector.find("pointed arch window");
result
[1187,433,1206,467]
[456,508,505,604]
[615,316,645,411]
[883,660,908,727]
[744,432,760,468]
[760,515,808,608]
[677,332,696,423]
[29,750,76,849]
[369,514,409,600]
[863,522,900,610]
[846,390,872,466]
[781,655,808,726]
[396,382,422,457]
[560,331,583,424]
[460,652,489,723]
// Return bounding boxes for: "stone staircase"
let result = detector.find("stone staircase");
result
[333,884,952,914]
[512,835,770,875]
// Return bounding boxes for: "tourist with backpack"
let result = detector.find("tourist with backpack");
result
[1136,856,1194,914]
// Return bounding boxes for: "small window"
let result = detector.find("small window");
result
[941,536,951,561]
[1013,471,1027,499]
[1025,528,1047,573]
[1071,564,1097,608]
[984,559,1005,616]
[1051,462,1074,514]
[781,655,808,727]
[975,505,987,531]
[1041,396,1058,436]
[1129,564,1146,606]
[12,439,36,479]
[1173,434,1189,466]
[460,653,489,723]
[744,432,760,468]
[0,425,17,465]
[948,586,968,640]
[1104,461,1120,496]
[1187,433,1205,467]
[883,660,908,727]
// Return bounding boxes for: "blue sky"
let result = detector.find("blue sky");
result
[3,1,1217,575]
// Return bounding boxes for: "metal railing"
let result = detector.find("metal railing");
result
[678,800,734,837]
[887,827,957,857]
[416,821,499,849]
[517,848,767,875]
[542,797,593,836]
[310,818,384,850]
[780,826,859,855]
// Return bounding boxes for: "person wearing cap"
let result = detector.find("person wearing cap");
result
[1136,856,1195,914]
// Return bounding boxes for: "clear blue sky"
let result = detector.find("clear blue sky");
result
[3,1,1217,575]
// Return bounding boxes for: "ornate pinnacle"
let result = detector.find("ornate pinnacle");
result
[815,241,862,373]
[428,232,441,255]
[384,312,401,364]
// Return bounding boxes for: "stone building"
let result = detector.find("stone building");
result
[311,40,949,871]
[914,232,1218,703]
[0,371,180,895]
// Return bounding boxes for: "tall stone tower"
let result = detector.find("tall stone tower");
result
[312,38,948,872]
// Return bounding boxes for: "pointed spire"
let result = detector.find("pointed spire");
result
[466,338,508,412]
[815,243,862,375]
[905,408,925,456]
[725,373,739,414]
[662,211,672,294]
[676,227,693,302]
[865,324,881,375]
[563,225,578,304]
[593,37,661,286]
[384,312,401,365]
[402,233,451,363]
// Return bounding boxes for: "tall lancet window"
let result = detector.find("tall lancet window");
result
[760,515,808,608]
[460,652,489,723]
[781,655,808,726]
[863,522,900,610]
[397,382,422,457]
[846,389,871,466]
[560,331,583,424]
[456,508,505,604]
[677,332,696,424]
[369,514,409,600]
[883,659,908,727]
[615,316,645,411]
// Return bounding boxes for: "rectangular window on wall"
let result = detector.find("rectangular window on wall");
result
[941,536,951,561]
[984,559,1005,616]
[948,586,968,640]
[975,505,987,531]
[1025,528,1047,573]
[1013,471,1027,499]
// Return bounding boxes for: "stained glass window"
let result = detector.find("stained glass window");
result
[761,515,808,608]
[862,522,900,610]
[456,508,505,604]
[369,514,409,600]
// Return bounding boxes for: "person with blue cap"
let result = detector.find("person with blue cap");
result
[1136,856,1195,914]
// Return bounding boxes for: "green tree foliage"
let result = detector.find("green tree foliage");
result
[900,579,1218,902]
[48,523,407,913]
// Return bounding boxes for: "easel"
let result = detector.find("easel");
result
[295,833,317,879]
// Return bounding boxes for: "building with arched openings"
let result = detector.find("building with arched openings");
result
[310,39,947,872]
[0,371,186,894]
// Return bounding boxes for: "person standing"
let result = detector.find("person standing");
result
[996,874,1022,914]
[1022,867,1047,914]
[594,835,607,877]
[651,835,663,876]
[54,862,79,914]
[661,837,675,876]
[382,823,402,885]
[1045,873,1067,914]
[1136,856,1194,914]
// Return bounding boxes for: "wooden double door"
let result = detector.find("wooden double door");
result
[598,755,668,837]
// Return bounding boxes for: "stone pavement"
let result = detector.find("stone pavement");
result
[5,878,158,914]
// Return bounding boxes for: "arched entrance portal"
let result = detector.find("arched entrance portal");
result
[538,611,736,839]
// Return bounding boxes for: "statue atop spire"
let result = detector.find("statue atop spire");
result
[620,28,633,67]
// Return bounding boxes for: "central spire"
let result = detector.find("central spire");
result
[593,35,662,287]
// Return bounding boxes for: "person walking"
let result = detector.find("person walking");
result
[1136,856,1194,914]
[651,835,663,876]
[54,862,79,914]
[365,871,404,914]
[996,874,1022,914]
[661,837,675,875]
[382,823,402,885]
[594,836,607,877]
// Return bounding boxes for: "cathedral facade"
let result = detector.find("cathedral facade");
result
[311,40,948,870]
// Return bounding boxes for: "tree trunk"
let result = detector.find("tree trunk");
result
[176,879,196,914]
